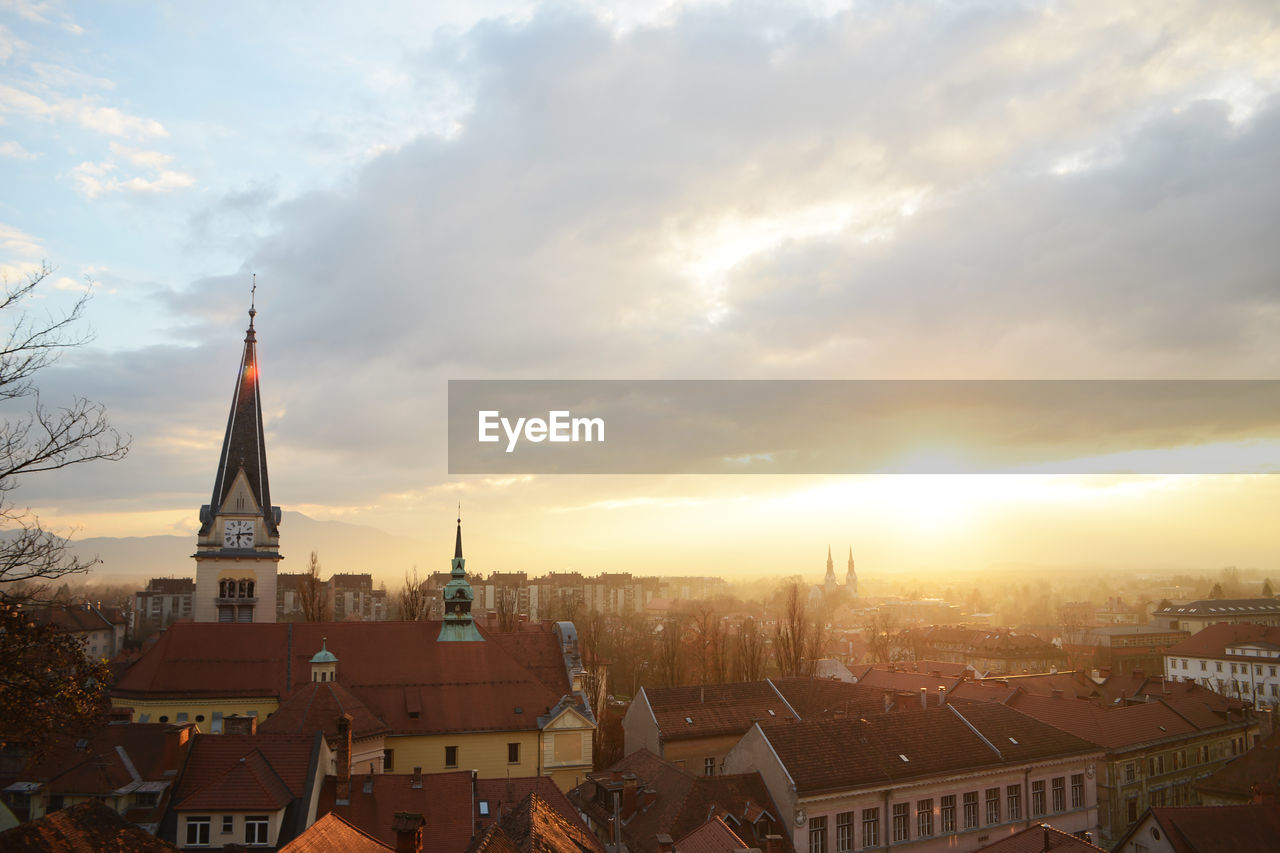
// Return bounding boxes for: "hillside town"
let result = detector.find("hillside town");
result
[3,311,1279,853]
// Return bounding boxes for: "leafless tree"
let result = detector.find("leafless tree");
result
[692,604,729,684]
[863,609,902,664]
[398,565,430,621]
[732,616,767,682]
[0,263,128,753]
[299,550,330,622]
[0,264,129,602]
[773,582,826,677]
[655,614,689,687]
[494,585,520,631]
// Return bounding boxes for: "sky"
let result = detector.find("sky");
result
[2,0,1279,583]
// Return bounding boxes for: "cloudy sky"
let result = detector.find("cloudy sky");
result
[2,0,1278,582]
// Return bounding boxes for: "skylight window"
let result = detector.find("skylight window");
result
[899,754,909,762]
[479,801,490,816]
[1008,737,1018,745]
[768,709,775,716]
[685,716,694,724]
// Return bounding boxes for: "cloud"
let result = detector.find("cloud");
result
[0,138,35,158]
[21,1,1280,541]
[71,157,193,199]
[0,83,167,138]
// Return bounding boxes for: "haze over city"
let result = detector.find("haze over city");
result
[2,1,1278,584]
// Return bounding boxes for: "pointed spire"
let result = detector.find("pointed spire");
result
[204,289,275,536]
[454,514,464,560]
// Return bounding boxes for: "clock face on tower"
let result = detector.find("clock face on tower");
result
[223,519,254,549]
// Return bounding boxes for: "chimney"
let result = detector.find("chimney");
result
[937,686,946,706]
[391,812,424,853]
[765,834,783,853]
[621,771,638,817]
[920,687,927,710]
[656,833,675,853]
[223,714,257,736]
[336,714,353,803]
[412,767,423,789]
[164,723,192,763]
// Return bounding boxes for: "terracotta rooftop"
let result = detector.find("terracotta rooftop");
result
[4,722,194,828]
[172,732,319,812]
[640,682,798,741]
[757,704,1098,795]
[1003,692,1242,750]
[257,681,390,746]
[1165,622,1280,658]
[277,812,392,853]
[317,770,592,852]
[1197,729,1280,801]
[569,749,790,853]
[771,677,924,718]
[465,792,603,853]
[1116,803,1280,853]
[973,822,1105,852]
[674,816,749,853]
[0,799,178,852]
[112,621,575,735]
[23,604,116,634]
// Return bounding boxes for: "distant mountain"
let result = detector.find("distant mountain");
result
[65,512,430,586]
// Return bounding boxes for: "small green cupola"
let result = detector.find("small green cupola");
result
[310,637,338,682]
[438,517,483,642]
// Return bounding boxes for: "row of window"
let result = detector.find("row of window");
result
[808,776,1084,852]
[135,710,255,732]
[1119,736,1247,785]
[381,743,522,773]
[185,815,269,847]
[1171,658,1280,677]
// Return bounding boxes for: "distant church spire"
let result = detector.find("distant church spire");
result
[824,545,837,592]
[439,515,483,642]
[846,546,858,598]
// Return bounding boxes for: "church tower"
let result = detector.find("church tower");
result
[846,546,858,598]
[823,545,838,594]
[439,517,483,642]
[192,301,282,623]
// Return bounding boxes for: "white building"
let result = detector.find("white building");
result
[1163,622,1280,710]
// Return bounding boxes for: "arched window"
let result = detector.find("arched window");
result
[245,580,255,598]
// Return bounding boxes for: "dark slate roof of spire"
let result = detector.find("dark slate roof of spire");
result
[206,309,276,535]
[455,519,463,559]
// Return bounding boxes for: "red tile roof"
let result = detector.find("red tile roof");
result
[257,681,389,745]
[278,812,392,853]
[6,722,194,827]
[1127,804,1280,853]
[319,771,470,850]
[757,704,1098,795]
[176,748,294,811]
[172,732,319,812]
[569,749,790,853]
[674,816,749,853]
[112,622,574,736]
[973,822,1105,852]
[465,792,604,853]
[317,771,588,852]
[1196,728,1280,801]
[641,682,798,742]
[1003,692,1241,750]
[0,799,178,852]
[1165,622,1280,658]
